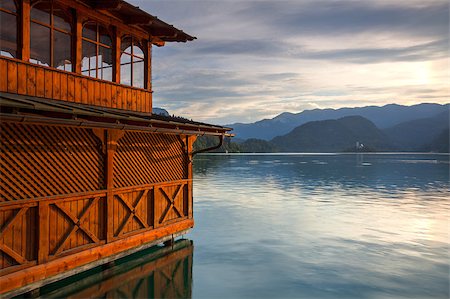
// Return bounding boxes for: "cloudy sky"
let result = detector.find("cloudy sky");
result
[130,0,448,125]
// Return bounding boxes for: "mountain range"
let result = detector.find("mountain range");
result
[188,103,449,153]
[227,103,449,141]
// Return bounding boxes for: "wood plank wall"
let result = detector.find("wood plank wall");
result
[0,122,194,279]
[0,58,153,113]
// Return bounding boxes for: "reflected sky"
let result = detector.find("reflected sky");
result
[189,153,449,299]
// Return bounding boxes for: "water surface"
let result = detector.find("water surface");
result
[189,153,449,299]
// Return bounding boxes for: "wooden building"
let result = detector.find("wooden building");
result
[0,0,230,296]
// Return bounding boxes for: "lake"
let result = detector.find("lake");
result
[35,153,449,299]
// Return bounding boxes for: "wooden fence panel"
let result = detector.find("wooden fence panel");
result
[0,203,38,275]
[154,182,188,228]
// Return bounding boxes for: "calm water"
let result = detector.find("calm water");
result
[188,153,449,299]
[34,153,449,299]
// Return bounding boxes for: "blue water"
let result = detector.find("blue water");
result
[31,153,449,299]
[189,153,449,299]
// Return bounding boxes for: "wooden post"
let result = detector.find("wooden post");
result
[113,27,121,84]
[144,41,152,92]
[38,202,49,264]
[74,13,83,74]
[20,0,31,61]
[187,135,196,219]
[105,129,124,242]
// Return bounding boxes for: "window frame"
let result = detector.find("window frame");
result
[0,0,19,58]
[81,21,113,81]
[120,35,146,88]
[29,0,73,70]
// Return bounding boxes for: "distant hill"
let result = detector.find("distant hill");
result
[383,111,449,151]
[152,107,170,116]
[228,103,449,140]
[424,128,449,153]
[271,116,391,152]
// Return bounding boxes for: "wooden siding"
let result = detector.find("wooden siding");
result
[0,57,152,113]
[0,122,195,291]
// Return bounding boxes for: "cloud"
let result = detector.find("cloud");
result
[129,0,449,125]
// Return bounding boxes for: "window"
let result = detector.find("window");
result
[0,0,18,58]
[82,22,112,81]
[120,36,144,88]
[30,0,72,71]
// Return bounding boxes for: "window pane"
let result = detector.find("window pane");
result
[82,22,96,41]
[82,40,96,77]
[99,46,112,81]
[0,0,17,12]
[133,45,144,59]
[54,31,71,71]
[30,22,50,66]
[120,53,131,86]
[121,36,132,54]
[133,60,144,88]
[99,26,111,46]
[0,11,17,57]
[53,6,71,32]
[31,1,51,24]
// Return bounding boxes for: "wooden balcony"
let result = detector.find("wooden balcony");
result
[0,57,152,113]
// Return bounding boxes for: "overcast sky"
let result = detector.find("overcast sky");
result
[130,0,448,125]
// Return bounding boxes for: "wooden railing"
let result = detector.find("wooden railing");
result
[0,57,152,113]
[0,180,191,277]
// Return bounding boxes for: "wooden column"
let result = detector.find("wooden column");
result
[92,128,123,242]
[74,13,83,74]
[113,27,121,83]
[144,41,152,92]
[105,129,124,242]
[20,0,30,61]
[38,201,49,264]
[186,135,197,219]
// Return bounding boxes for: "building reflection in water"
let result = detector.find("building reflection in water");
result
[34,239,193,299]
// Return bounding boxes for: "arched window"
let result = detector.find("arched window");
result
[30,0,72,71]
[0,0,18,58]
[81,22,112,81]
[120,36,144,88]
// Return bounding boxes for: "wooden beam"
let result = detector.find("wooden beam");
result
[113,27,121,84]
[144,41,152,91]
[89,0,122,10]
[20,0,31,61]
[74,12,83,74]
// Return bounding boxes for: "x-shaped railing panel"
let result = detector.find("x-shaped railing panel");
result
[158,184,184,225]
[52,197,100,256]
[0,207,29,265]
[114,189,149,237]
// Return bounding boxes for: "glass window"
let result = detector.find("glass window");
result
[120,36,145,88]
[0,0,18,58]
[30,0,72,70]
[82,22,113,81]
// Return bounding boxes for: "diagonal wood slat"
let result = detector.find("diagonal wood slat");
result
[0,123,104,201]
[114,132,187,188]
[0,243,27,265]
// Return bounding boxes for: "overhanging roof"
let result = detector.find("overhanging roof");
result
[81,0,196,43]
[0,93,232,137]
